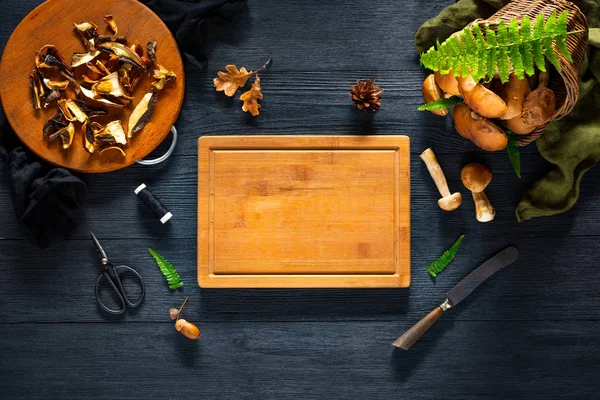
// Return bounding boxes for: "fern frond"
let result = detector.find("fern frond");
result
[427,235,465,277]
[417,96,463,111]
[419,12,577,81]
[149,248,183,289]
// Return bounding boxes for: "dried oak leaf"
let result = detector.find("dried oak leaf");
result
[214,65,253,97]
[240,76,263,116]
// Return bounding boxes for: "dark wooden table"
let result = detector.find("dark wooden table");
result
[1,1,599,398]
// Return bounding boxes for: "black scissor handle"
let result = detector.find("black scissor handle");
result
[95,265,145,314]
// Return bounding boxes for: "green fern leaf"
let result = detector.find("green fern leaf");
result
[417,96,463,111]
[497,21,509,45]
[473,23,486,51]
[533,13,545,39]
[498,47,510,83]
[149,248,183,289]
[508,19,521,43]
[506,130,521,178]
[543,37,561,71]
[419,12,577,82]
[427,235,465,277]
[544,11,557,36]
[509,43,525,79]
[532,40,546,71]
[555,38,572,63]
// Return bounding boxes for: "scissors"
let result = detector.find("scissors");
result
[91,232,145,314]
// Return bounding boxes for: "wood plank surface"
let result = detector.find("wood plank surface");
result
[1,0,599,399]
[198,136,410,287]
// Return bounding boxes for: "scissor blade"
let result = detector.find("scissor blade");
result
[446,246,519,307]
[90,231,108,262]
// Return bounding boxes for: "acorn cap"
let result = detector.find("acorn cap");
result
[461,163,492,193]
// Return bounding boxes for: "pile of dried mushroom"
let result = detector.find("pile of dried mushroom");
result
[29,15,176,157]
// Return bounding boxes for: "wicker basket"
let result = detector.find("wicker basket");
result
[470,0,588,146]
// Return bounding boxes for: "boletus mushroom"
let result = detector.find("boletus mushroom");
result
[452,103,508,151]
[503,86,556,134]
[421,74,448,116]
[461,163,495,222]
[457,76,508,119]
[420,148,462,211]
[434,70,460,96]
[492,75,531,120]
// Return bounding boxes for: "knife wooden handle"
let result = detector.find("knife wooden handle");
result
[392,306,444,350]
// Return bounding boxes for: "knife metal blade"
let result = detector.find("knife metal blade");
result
[392,246,519,350]
[446,246,519,307]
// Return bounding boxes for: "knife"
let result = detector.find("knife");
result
[392,246,519,350]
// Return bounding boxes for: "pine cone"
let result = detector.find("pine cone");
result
[349,79,383,112]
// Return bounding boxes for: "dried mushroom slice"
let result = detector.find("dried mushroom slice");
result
[147,40,157,65]
[103,15,118,35]
[29,71,45,110]
[96,35,127,45]
[151,64,176,91]
[58,99,89,123]
[98,42,146,70]
[127,92,158,138]
[48,122,75,149]
[80,85,127,109]
[44,90,62,108]
[35,45,74,77]
[93,71,132,100]
[43,111,68,138]
[74,22,98,50]
[43,78,69,91]
[95,60,112,76]
[82,122,98,154]
[99,146,126,157]
[96,120,127,145]
[71,50,101,68]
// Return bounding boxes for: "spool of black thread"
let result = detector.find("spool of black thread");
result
[134,183,172,224]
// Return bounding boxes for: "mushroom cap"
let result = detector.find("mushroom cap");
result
[438,192,463,211]
[461,163,492,192]
[521,87,556,127]
[502,114,536,135]
[452,105,508,151]
[452,103,473,139]
[422,74,448,116]
[434,70,461,96]
[460,83,508,119]
[469,113,508,151]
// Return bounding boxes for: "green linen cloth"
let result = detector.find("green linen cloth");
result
[415,0,600,221]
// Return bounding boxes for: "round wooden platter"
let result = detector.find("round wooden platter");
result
[0,0,184,173]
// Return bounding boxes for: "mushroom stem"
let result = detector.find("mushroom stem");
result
[472,191,495,222]
[420,148,450,198]
[420,148,462,211]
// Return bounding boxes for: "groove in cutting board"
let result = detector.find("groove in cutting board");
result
[198,136,410,288]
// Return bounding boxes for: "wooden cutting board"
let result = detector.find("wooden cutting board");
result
[0,0,184,173]
[197,136,410,288]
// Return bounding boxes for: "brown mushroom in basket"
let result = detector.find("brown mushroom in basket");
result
[461,163,495,222]
[434,70,460,96]
[420,148,462,211]
[422,74,448,116]
[503,71,556,134]
[452,104,507,151]
[492,75,531,120]
[457,76,508,119]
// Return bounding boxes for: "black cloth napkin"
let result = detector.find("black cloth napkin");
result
[0,0,247,247]
[139,0,248,68]
[0,112,87,248]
